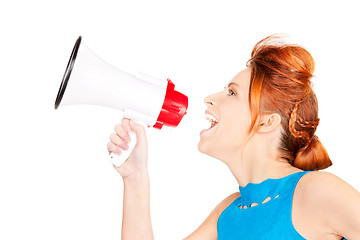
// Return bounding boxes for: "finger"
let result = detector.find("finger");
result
[121,118,131,132]
[107,142,124,155]
[110,133,129,150]
[114,124,131,143]
[129,120,146,144]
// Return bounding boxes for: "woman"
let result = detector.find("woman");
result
[107,35,360,239]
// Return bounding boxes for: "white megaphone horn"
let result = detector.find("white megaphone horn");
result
[55,36,188,167]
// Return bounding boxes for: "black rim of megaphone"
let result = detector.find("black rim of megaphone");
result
[54,36,82,109]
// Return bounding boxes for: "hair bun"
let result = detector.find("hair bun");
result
[293,135,332,170]
[247,34,332,171]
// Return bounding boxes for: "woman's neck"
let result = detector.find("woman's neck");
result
[224,141,302,187]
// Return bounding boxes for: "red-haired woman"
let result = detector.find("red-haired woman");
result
[107,35,360,240]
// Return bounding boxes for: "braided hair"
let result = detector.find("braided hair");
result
[246,34,332,171]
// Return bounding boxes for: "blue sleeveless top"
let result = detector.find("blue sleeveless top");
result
[217,171,347,240]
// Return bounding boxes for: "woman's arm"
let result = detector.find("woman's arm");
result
[122,171,153,240]
[108,118,154,240]
[184,192,240,240]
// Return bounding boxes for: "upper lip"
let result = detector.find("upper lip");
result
[205,110,219,122]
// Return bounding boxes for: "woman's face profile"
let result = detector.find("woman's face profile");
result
[198,68,254,163]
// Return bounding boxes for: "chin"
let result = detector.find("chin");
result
[197,141,205,153]
[197,140,208,154]
[197,141,216,158]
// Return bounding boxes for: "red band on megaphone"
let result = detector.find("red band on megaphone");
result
[153,79,188,129]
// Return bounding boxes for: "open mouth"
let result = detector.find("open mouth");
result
[201,113,219,135]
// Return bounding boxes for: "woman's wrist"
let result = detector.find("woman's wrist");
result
[123,169,150,184]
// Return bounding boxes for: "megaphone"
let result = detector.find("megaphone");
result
[55,36,188,167]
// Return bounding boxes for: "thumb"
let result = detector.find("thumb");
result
[129,120,147,142]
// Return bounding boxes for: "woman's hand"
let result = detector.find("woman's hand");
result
[107,118,148,179]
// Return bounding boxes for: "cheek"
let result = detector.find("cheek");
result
[219,121,248,146]
[224,105,251,129]
[220,107,251,139]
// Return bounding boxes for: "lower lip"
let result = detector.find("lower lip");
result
[200,124,218,135]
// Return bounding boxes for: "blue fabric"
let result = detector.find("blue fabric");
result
[217,171,347,240]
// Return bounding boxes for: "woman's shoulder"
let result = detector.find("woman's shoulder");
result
[183,192,241,239]
[295,170,356,203]
[296,170,355,194]
[214,192,240,216]
[294,170,360,239]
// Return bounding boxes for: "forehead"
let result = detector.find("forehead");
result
[227,68,251,95]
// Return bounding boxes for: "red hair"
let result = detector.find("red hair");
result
[246,35,332,171]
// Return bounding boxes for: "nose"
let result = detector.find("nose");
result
[204,93,215,106]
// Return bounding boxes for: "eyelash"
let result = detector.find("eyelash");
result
[227,89,236,96]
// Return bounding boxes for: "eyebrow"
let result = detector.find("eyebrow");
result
[225,82,240,89]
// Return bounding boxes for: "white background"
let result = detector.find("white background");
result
[1,0,359,239]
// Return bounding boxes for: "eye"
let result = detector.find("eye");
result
[227,89,236,96]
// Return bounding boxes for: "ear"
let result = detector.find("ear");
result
[258,113,282,133]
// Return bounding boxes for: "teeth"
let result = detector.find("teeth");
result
[205,113,219,126]
[205,113,218,122]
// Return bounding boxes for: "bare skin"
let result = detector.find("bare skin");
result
[107,68,360,239]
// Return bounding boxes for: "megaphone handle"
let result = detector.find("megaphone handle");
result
[109,131,137,167]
